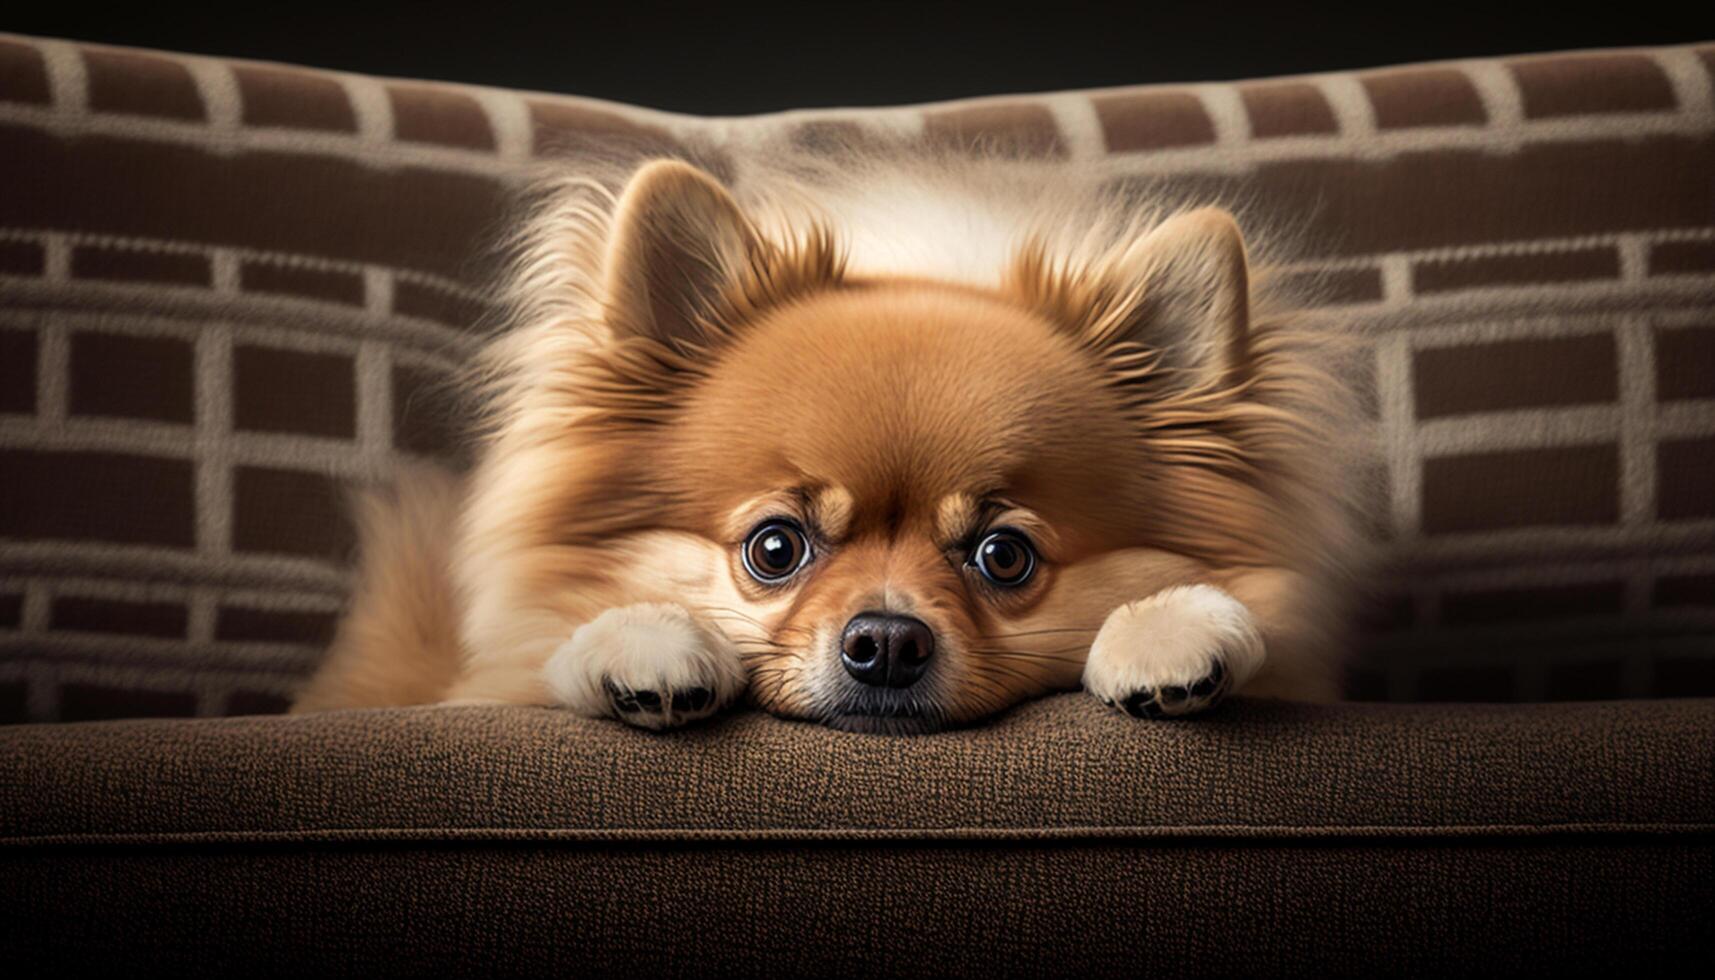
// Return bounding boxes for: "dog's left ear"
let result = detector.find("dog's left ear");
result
[603,160,759,347]
[1027,207,1252,390]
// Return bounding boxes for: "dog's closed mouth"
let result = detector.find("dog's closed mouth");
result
[824,698,942,735]
[826,713,941,735]
[845,704,923,718]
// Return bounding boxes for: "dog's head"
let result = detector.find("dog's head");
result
[522,160,1308,732]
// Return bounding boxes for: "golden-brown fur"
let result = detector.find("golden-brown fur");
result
[293,153,1369,732]
[291,461,465,712]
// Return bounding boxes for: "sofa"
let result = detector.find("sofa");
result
[1,32,1711,974]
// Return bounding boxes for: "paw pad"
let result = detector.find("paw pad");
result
[602,678,717,727]
[1108,660,1230,720]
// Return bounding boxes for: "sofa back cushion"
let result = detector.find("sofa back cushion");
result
[1,33,1711,721]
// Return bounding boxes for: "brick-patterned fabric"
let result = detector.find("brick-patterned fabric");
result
[1,33,1711,721]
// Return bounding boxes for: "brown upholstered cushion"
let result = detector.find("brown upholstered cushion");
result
[4,696,1710,841]
[3,696,1710,974]
[1,32,1713,719]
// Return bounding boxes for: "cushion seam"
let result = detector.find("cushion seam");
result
[4,820,1711,848]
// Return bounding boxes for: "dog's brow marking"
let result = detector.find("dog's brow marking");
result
[935,493,978,546]
[809,485,855,542]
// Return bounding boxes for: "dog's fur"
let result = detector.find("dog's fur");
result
[293,153,1369,733]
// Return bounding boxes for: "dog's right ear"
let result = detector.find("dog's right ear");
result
[603,160,759,347]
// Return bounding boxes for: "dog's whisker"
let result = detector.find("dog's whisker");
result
[978,627,1099,640]
[967,647,1089,665]
[969,660,1057,692]
[978,653,1069,675]
[699,608,815,639]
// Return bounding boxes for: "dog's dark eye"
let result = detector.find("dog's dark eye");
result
[972,530,1036,587]
[742,520,810,583]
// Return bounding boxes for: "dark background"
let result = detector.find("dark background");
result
[7,3,1715,114]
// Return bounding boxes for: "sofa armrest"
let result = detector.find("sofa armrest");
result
[4,697,1711,973]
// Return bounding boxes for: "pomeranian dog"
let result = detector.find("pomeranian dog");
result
[292,152,1366,733]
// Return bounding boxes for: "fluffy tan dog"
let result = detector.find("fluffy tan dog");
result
[293,155,1366,733]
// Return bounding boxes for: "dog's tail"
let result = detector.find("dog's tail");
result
[291,462,467,712]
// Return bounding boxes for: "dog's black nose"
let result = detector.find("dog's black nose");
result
[840,612,935,688]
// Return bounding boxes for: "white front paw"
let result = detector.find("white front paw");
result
[1083,584,1263,719]
[543,603,746,730]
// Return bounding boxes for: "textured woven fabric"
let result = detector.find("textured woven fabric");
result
[0,33,1712,719]
[3,696,1711,975]
[4,696,1711,840]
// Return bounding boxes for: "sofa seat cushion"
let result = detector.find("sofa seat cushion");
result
[5,696,1711,843]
